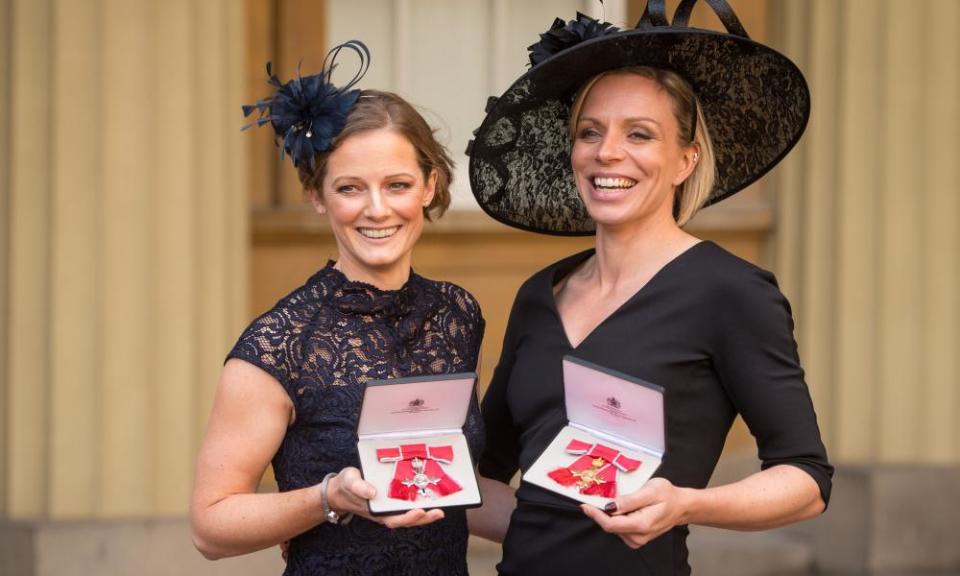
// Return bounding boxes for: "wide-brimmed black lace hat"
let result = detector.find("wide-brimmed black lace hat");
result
[466,0,810,236]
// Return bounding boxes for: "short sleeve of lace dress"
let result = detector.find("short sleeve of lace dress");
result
[226,286,315,391]
[446,283,486,369]
[442,283,486,461]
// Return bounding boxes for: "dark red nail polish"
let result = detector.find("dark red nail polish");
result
[604,501,618,514]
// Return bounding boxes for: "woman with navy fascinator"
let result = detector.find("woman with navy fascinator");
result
[467,1,833,574]
[190,41,484,575]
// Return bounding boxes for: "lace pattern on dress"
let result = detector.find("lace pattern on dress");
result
[227,262,485,576]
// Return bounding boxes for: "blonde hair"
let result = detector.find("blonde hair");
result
[569,67,716,226]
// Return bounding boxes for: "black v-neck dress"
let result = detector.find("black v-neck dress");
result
[479,242,833,575]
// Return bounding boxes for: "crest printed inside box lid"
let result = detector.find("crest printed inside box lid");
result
[357,373,475,437]
[563,356,665,456]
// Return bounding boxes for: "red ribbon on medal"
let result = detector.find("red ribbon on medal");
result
[547,439,641,498]
[376,443,462,501]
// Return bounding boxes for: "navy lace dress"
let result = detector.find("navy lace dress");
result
[228,262,485,576]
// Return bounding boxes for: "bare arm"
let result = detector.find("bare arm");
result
[190,359,443,560]
[190,359,319,558]
[581,464,824,549]
[681,464,823,529]
[467,476,517,543]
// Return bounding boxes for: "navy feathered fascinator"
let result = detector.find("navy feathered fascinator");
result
[242,40,371,169]
[527,12,619,67]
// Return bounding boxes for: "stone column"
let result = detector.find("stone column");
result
[1,0,247,520]
[772,0,960,463]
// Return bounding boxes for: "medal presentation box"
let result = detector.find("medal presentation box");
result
[356,373,482,515]
[524,356,666,508]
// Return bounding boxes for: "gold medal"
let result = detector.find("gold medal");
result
[571,457,607,489]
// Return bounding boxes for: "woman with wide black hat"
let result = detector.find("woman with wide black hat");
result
[467,1,833,573]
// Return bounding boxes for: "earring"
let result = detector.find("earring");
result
[692,152,700,163]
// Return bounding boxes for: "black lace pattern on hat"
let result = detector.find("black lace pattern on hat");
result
[468,2,810,236]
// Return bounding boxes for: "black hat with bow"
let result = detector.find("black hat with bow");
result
[466,0,810,236]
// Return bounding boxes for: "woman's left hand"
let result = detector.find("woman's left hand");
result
[580,478,694,549]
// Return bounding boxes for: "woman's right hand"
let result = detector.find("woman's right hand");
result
[326,466,445,529]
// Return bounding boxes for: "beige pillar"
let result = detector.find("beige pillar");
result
[2,0,247,519]
[7,0,54,519]
[49,0,100,518]
[771,0,960,464]
[920,0,960,462]
[0,0,11,519]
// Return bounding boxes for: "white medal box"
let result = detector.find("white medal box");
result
[524,356,666,508]
[356,373,482,515]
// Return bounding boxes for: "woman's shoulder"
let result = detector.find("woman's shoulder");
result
[680,241,779,294]
[676,242,792,324]
[416,275,483,320]
[517,248,595,298]
[241,272,329,337]
[227,275,328,385]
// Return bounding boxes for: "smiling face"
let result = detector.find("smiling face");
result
[570,72,698,231]
[314,128,436,285]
